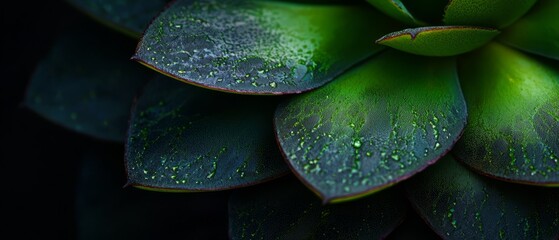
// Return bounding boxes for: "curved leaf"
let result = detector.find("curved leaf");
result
[133,0,399,95]
[443,0,537,28]
[499,0,559,60]
[376,26,499,56]
[406,156,559,239]
[454,43,559,185]
[274,50,467,202]
[25,25,150,142]
[366,0,423,26]
[126,77,288,191]
[229,177,407,239]
[66,0,168,38]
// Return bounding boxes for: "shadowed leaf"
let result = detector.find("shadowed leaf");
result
[126,77,288,191]
[454,43,559,185]
[499,0,559,60]
[25,25,150,142]
[133,0,400,94]
[66,0,168,38]
[275,50,467,202]
[366,0,423,26]
[229,177,407,239]
[406,156,559,239]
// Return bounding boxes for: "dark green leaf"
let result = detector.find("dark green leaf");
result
[376,26,499,56]
[274,51,467,202]
[66,0,167,38]
[443,0,537,28]
[406,155,559,239]
[454,43,559,185]
[133,0,400,94]
[229,177,407,239]
[386,208,440,240]
[366,0,424,26]
[499,0,559,60]
[126,77,288,191]
[77,147,229,239]
[400,0,449,24]
[25,25,150,142]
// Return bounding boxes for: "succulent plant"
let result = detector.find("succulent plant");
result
[26,0,558,238]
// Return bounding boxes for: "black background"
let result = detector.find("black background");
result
[1,1,229,239]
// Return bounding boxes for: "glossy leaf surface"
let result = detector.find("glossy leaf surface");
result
[443,0,537,28]
[275,51,467,202]
[499,0,559,60]
[25,26,149,142]
[366,0,422,26]
[454,43,559,185]
[407,156,559,239]
[134,0,398,94]
[66,0,167,38]
[376,26,499,56]
[229,177,406,239]
[126,77,288,191]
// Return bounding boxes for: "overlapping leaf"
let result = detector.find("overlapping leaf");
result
[229,177,406,239]
[443,0,537,28]
[499,0,559,60]
[133,0,400,94]
[454,43,559,185]
[275,50,467,202]
[376,26,499,56]
[25,24,150,142]
[407,156,559,239]
[126,77,288,191]
[66,0,168,38]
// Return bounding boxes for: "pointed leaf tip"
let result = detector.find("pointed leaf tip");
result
[275,50,467,202]
[134,0,399,94]
[376,26,499,56]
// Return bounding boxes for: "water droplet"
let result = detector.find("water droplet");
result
[269,82,277,88]
[352,139,362,149]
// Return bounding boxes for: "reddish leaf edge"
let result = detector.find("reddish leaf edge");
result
[273,109,467,204]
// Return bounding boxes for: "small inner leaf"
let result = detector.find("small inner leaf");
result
[66,0,168,38]
[499,0,559,60]
[25,24,150,142]
[274,50,467,202]
[406,156,559,239]
[454,43,559,185]
[133,0,400,94]
[126,77,288,191]
[229,177,407,239]
[443,0,537,28]
[366,0,424,26]
[376,26,499,56]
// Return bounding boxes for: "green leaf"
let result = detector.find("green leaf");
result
[454,43,559,185]
[376,26,499,56]
[406,156,559,239]
[126,77,288,191]
[443,0,537,28]
[499,0,559,60]
[366,0,423,26]
[25,25,150,142]
[133,0,399,95]
[274,50,467,203]
[229,177,407,239]
[66,0,167,38]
